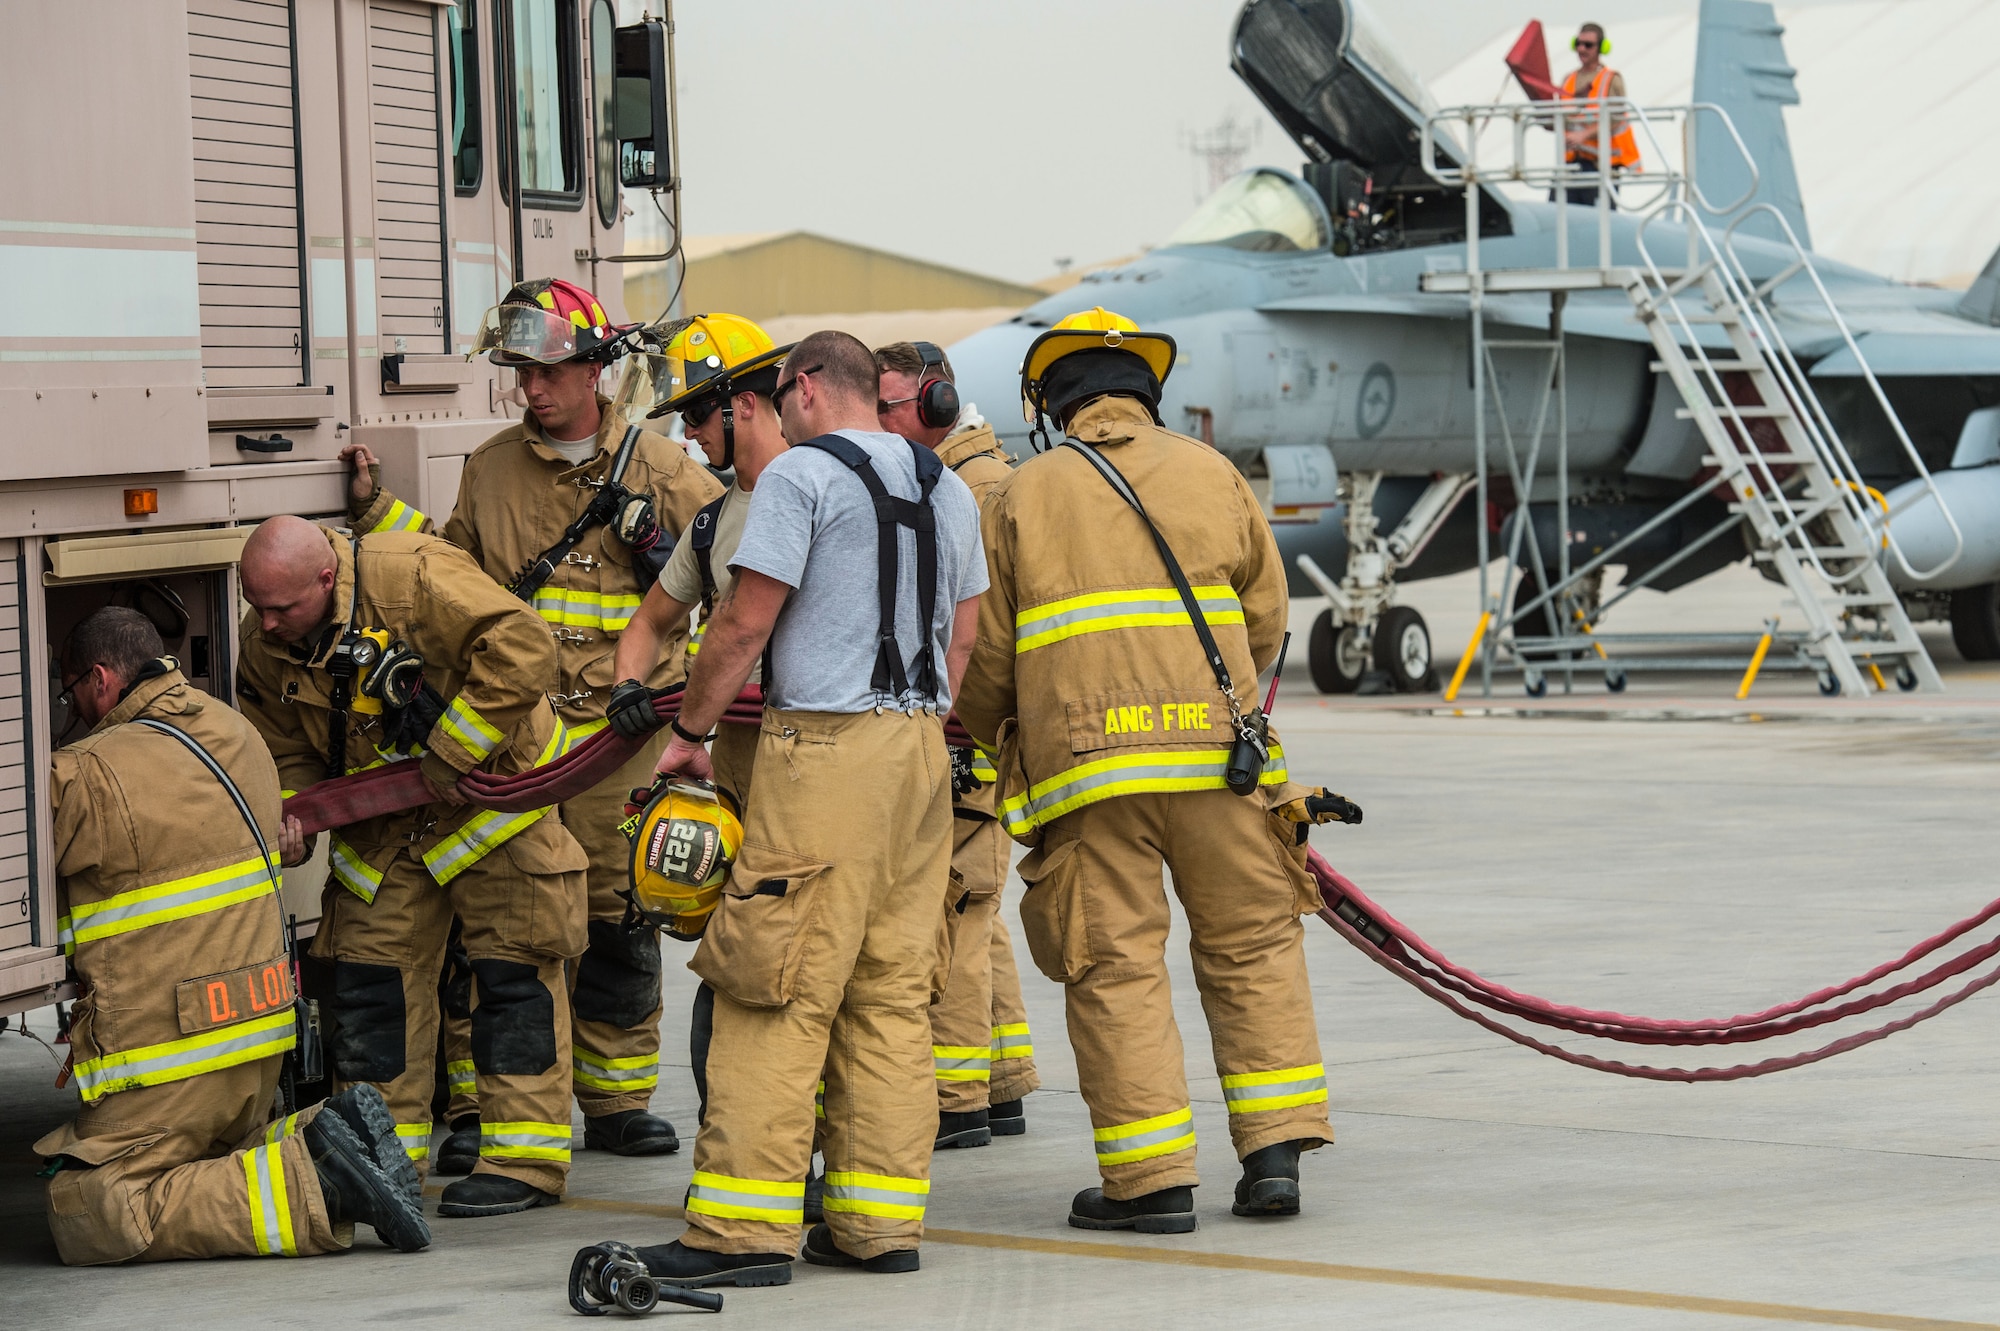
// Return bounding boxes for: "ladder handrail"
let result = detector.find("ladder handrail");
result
[1719,204,1965,583]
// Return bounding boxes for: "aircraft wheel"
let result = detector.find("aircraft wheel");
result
[1949,584,2000,661]
[1308,610,1366,694]
[1375,606,1433,693]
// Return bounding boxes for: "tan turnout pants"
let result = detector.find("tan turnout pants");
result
[34,1057,345,1264]
[683,708,953,1260]
[929,813,1041,1112]
[313,815,587,1194]
[1016,788,1335,1200]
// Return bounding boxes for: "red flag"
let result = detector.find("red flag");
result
[1507,20,1557,101]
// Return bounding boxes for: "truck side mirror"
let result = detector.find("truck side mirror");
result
[614,19,671,190]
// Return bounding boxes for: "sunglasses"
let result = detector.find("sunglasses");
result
[1575,38,1599,48]
[770,365,822,413]
[877,393,919,414]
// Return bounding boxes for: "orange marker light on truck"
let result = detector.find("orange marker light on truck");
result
[123,488,158,518]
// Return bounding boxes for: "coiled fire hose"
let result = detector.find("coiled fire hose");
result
[283,690,2000,1082]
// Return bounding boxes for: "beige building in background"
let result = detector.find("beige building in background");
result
[627,231,1045,350]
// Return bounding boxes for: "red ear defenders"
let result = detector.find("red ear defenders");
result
[1571,32,1611,53]
[913,341,961,430]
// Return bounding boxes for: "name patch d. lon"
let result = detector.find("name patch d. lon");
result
[176,955,295,1035]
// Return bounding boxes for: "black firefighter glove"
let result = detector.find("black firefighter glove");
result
[607,678,664,741]
[949,746,980,798]
[1304,790,1364,825]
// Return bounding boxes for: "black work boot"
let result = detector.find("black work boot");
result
[803,1163,825,1224]
[305,1109,432,1252]
[584,1108,680,1156]
[1068,1185,1197,1234]
[636,1239,792,1288]
[800,1222,920,1273]
[437,1171,559,1217]
[321,1084,420,1203]
[988,1098,1027,1137]
[1232,1140,1310,1217]
[935,1108,991,1150]
[434,1114,480,1176]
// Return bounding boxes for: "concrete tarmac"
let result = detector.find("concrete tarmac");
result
[5,570,2000,1328]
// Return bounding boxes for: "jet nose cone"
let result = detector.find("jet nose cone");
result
[948,320,1040,456]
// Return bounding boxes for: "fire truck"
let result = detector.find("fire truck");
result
[0,0,679,1018]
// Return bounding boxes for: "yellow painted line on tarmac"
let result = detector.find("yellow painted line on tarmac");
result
[536,1191,1996,1331]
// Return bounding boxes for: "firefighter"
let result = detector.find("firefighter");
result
[607,314,793,1128]
[237,515,589,1219]
[35,606,428,1263]
[340,278,724,1172]
[956,307,1336,1234]
[601,330,988,1288]
[874,340,1042,1148]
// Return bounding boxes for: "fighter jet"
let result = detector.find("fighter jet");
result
[948,0,2000,695]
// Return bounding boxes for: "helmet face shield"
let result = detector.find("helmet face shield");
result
[471,303,585,365]
[607,352,685,422]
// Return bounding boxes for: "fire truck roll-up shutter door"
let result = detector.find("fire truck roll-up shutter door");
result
[370,1,451,354]
[187,0,310,389]
[0,542,33,956]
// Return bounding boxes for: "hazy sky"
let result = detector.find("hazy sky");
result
[659,0,1862,283]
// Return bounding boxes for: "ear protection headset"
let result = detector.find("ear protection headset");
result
[912,342,961,431]
[1571,31,1611,53]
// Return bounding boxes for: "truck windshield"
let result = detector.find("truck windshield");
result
[1164,169,1328,253]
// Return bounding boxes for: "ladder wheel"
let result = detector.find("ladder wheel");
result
[1605,667,1628,693]
[1817,670,1841,696]
[1524,670,1548,699]
[1895,664,1918,692]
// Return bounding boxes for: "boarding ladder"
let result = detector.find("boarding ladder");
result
[1417,99,1960,697]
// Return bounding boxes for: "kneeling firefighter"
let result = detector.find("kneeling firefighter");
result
[238,516,591,1218]
[956,307,1355,1232]
[342,279,725,1172]
[36,606,427,1263]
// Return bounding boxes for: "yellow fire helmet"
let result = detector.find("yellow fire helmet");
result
[652,313,793,419]
[1019,306,1177,434]
[620,779,744,941]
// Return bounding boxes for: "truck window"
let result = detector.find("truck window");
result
[450,0,483,194]
[512,0,582,205]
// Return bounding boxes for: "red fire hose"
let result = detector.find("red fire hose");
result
[283,698,1999,1082]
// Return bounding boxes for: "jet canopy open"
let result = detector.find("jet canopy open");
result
[1165,168,1331,254]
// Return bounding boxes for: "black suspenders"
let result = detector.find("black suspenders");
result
[689,491,729,616]
[793,434,943,703]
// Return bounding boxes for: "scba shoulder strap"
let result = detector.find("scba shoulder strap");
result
[510,423,656,600]
[689,490,729,616]
[794,433,943,704]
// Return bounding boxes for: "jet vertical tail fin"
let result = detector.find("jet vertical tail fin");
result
[1692,0,1811,247]
[1958,244,2000,326]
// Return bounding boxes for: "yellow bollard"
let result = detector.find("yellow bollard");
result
[1736,621,1775,700]
[1443,611,1493,703]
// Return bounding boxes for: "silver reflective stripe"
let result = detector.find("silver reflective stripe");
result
[1095,1117,1194,1158]
[1016,589,1243,649]
[823,1180,929,1208]
[1222,1073,1328,1106]
[688,1178,804,1217]
[73,1010,295,1100]
[250,1142,286,1254]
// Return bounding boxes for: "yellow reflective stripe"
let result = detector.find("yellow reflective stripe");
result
[1015,585,1244,654]
[74,1009,295,1104]
[822,1170,929,1221]
[991,1022,1033,1060]
[60,853,279,953]
[439,695,504,761]
[562,717,607,749]
[686,1171,805,1223]
[686,620,707,656]
[573,1046,660,1092]
[244,1140,297,1256]
[369,498,428,534]
[480,1120,570,1162]
[396,1122,433,1161]
[1092,1106,1195,1166]
[970,752,997,783]
[329,836,385,904]
[999,745,1287,835]
[445,1060,477,1097]
[532,587,644,633]
[262,1112,302,1145]
[1220,1063,1328,1114]
[814,1079,825,1120]
[933,1044,991,1083]
[422,805,546,885]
